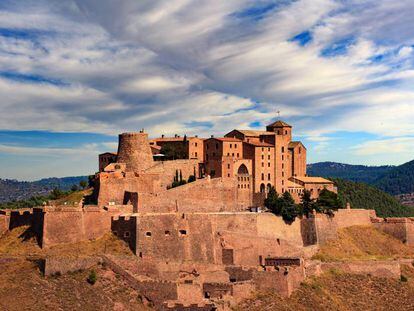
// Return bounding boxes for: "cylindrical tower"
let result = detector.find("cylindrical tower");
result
[116,132,154,172]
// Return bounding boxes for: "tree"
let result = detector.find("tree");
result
[71,184,79,192]
[279,192,299,223]
[265,188,300,223]
[264,186,280,214]
[315,188,341,216]
[301,190,315,217]
[79,180,88,189]
[87,270,97,285]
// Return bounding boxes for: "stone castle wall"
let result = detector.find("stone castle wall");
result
[372,217,414,246]
[41,206,121,248]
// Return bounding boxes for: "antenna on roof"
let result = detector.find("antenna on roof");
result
[276,110,281,118]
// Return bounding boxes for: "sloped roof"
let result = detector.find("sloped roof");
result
[292,176,334,184]
[231,129,275,137]
[267,120,292,128]
[288,141,306,149]
[245,142,274,147]
[214,137,242,142]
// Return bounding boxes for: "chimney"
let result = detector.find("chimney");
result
[211,135,214,138]
[161,134,165,138]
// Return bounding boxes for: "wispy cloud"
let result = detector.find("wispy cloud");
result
[1,0,414,179]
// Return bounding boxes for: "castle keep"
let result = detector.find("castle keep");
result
[1,120,413,310]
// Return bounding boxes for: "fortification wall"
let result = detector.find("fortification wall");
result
[145,159,200,187]
[140,178,248,213]
[252,266,304,297]
[97,173,161,207]
[130,212,305,266]
[43,256,101,276]
[318,260,401,279]
[0,213,10,235]
[372,218,414,246]
[334,209,376,228]
[42,207,119,248]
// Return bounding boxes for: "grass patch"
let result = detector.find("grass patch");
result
[312,225,414,262]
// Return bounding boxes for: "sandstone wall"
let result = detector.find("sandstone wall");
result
[252,266,304,297]
[130,212,306,266]
[139,178,249,213]
[42,207,119,248]
[0,213,10,235]
[145,159,200,187]
[373,218,414,246]
[43,256,101,276]
[318,260,401,279]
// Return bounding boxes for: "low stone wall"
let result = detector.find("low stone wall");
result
[308,260,401,279]
[372,218,414,246]
[252,266,305,297]
[0,213,10,236]
[43,256,101,276]
[102,255,178,306]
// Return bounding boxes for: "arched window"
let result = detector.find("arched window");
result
[267,183,272,193]
[237,164,249,175]
[260,184,265,193]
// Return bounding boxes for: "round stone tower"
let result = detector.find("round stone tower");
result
[116,132,154,172]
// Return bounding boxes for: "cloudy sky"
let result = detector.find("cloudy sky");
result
[1,0,414,180]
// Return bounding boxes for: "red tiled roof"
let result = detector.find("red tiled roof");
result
[267,120,292,128]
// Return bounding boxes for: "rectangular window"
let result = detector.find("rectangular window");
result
[282,147,285,153]
[227,164,230,169]
[268,163,270,167]
[235,144,238,149]
[230,144,232,148]
[195,152,198,157]
[237,153,239,157]
[195,142,198,147]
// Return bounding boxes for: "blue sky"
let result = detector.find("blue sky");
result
[0,0,414,180]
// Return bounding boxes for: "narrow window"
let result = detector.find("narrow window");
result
[165,230,171,236]
[145,231,152,237]
[227,164,230,169]
[282,147,285,153]
[124,231,130,238]
[179,230,187,236]
[268,173,270,180]
[261,173,264,180]
[195,152,198,157]
[230,144,232,148]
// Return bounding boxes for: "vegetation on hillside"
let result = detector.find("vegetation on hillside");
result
[313,226,414,262]
[0,179,92,210]
[374,159,414,195]
[332,178,414,217]
[236,268,414,311]
[308,160,414,196]
[307,161,394,184]
[0,175,89,203]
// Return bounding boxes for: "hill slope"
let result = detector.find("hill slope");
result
[307,162,394,184]
[374,159,414,195]
[333,178,414,217]
[0,176,89,203]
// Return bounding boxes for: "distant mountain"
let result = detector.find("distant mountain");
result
[333,178,414,217]
[374,160,414,195]
[307,162,395,184]
[0,176,89,203]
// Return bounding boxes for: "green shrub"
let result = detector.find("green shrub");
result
[87,270,97,285]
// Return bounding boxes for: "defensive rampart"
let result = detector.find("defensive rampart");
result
[372,217,414,246]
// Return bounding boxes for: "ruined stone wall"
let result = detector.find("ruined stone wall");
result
[318,260,401,279]
[43,256,101,276]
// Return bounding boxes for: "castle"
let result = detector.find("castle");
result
[1,120,413,310]
[99,120,336,206]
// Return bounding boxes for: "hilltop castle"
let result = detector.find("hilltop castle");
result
[98,120,336,208]
[1,120,413,310]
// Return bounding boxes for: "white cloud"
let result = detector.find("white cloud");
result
[1,0,414,174]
